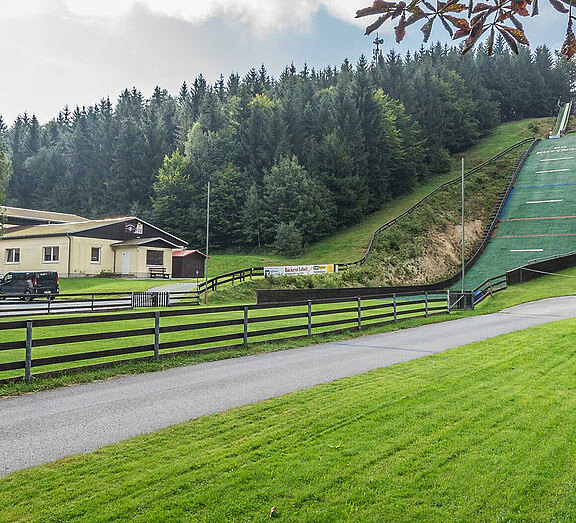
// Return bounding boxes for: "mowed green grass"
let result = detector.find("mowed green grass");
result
[1,316,575,521]
[208,118,552,275]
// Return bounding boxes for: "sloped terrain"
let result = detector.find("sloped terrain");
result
[464,133,576,288]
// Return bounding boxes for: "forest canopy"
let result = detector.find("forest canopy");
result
[1,43,571,253]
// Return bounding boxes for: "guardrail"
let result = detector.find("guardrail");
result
[469,249,576,308]
[0,291,449,383]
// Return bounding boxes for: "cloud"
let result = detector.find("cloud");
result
[0,0,366,34]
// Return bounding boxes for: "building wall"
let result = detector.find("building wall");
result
[0,236,174,278]
[134,246,174,278]
[0,236,71,276]
[68,237,116,276]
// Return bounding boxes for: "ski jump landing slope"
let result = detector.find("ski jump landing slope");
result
[463,133,576,288]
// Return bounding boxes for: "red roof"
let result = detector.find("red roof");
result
[172,249,207,258]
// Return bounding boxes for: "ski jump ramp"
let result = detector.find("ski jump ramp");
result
[463,132,576,288]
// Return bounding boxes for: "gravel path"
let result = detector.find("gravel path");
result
[1,296,575,477]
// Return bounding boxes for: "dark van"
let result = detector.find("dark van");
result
[0,271,59,300]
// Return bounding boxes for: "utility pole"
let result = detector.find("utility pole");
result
[461,157,466,294]
[204,179,211,304]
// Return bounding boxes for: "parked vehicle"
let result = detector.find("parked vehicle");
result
[0,271,59,301]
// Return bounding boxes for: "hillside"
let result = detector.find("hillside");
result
[208,118,552,278]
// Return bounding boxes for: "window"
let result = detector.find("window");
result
[6,248,20,264]
[146,249,164,266]
[43,246,59,263]
[91,247,101,264]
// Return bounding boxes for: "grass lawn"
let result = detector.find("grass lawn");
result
[208,118,552,275]
[1,315,575,521]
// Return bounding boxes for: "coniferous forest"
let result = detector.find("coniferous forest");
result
[0,42,572,253]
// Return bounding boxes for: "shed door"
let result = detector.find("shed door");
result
[121,252,130,275]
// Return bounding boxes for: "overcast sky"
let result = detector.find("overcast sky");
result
[0,1,567,124]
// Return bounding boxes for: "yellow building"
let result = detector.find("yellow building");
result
[0,207,187,278]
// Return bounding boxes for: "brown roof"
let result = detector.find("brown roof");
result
[2,206,87,223]
[173,249,207,258]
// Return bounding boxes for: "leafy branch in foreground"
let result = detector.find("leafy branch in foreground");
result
[357,0,576,59]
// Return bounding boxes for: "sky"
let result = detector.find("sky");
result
[0,0,568,124]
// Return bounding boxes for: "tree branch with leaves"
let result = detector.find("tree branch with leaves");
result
[357,0,576,59]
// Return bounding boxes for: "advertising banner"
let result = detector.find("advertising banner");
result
[264,264,338,278]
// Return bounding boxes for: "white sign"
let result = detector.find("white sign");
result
[264,264,338,278]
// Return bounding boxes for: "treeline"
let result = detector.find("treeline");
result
[1,41,570,252]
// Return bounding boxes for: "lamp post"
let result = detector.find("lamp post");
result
[461,157,465,294]
[204,179,211,304]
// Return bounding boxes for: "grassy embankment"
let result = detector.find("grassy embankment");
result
[1,296,575,520]
[1,263,575,396]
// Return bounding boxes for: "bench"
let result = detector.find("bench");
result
[149,267,170,279]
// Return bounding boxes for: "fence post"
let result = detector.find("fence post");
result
[243,306,249,347]
[232,273,235,287]
[425,292,429,318]
[489,282,493,297]
[25,320,33,384]
[131,291,135,309]
[91,293,95,312]
[47,297,51,314]
[307,300,312,337]
[250,268,253,281]
[393,293,397,322]
[447,290,450,313]
[154,311,160,363]
[357,297,362,331]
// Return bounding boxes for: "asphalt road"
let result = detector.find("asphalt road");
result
[1,296,575,477]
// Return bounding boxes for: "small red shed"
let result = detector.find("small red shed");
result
[172,250,207,278]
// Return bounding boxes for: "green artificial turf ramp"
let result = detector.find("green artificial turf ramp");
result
[463,133,576,288]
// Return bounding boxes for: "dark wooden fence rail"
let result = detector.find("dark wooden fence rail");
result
[0,291,449,384]
[197,267,264,294]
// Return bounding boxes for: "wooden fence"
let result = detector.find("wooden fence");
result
[197,267,264,294]
[0,291,449,383]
